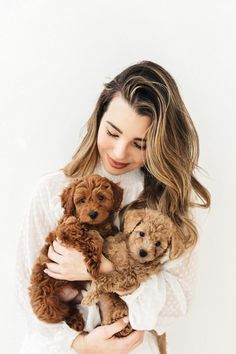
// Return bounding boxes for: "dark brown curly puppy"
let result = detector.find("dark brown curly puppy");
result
[29,174,123,331]
[82,208,184,353]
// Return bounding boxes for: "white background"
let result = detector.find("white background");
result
[0,1,235,353]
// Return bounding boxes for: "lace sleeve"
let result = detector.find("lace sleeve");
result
[122,246,198,335]
[16,175,78,354]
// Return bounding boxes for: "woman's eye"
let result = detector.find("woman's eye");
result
[156,241,161,247]
[106,129,119,138]
[139,231,145,237]
[98,195,105,201]
[134,142,146,150]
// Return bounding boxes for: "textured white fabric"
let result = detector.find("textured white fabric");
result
[16,163,198,354]
[122,245,198,336]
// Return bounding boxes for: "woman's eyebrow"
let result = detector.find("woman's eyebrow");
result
[106,121,146,142]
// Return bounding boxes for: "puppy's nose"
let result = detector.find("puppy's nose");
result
[89,211,98,220]
[139,249,147,257]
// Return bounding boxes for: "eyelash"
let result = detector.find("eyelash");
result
[106,129,146,150]
[106,129,118,138]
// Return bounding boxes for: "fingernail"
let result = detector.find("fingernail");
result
[122,316,129,324]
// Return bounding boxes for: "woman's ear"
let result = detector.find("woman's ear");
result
[60,180,79,216]
[109,181,124,212]
[123,209,146,234]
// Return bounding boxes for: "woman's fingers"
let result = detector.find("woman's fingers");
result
[44,267,64,279]
[45,242,67,279]
[102,317,130,338]
[47,244,64,263]
[101,318,144,353]
[46,261,63,274]
[52,239,69,256]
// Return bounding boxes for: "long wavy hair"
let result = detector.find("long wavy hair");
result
[63,60,211,251]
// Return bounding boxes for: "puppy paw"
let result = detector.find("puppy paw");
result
[65,311,84,332]
[111,304,128,322]
[110,304,133,337]
[115,323,133,338]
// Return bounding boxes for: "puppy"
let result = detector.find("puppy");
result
[82,208,183,305]
[82,208,184,354]
[29,175,123,331]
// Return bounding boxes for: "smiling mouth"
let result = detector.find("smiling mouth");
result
[106,154,130,169]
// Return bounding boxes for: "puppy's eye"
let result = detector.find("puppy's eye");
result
[139,232,145,237]
[98,195,105,201]
[156,241,161,247]
[79,198,86,203]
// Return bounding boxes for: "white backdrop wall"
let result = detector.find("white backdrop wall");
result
[0,1,235,353]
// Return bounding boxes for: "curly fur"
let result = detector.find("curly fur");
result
[82,208,185,353]
[29,174,123,331]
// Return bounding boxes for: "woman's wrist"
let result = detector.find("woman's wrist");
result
[99,254,114,274]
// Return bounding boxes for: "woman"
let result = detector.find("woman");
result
[16,60,210,354]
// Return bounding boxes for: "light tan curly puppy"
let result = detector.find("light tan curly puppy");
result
[82,208,185,353]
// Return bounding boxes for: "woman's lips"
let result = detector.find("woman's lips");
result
[106,154,130,169]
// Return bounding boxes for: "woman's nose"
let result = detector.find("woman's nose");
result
[113,141,128,160]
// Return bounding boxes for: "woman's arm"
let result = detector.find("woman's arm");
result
[16,174,79,353]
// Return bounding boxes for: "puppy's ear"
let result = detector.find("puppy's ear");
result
[109,181,123,212]
[123,209,146,234]
[60,180,79,215]
[169,231,185,260]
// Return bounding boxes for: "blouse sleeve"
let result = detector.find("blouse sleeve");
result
[121,245,198,335]
[16,174,79,354]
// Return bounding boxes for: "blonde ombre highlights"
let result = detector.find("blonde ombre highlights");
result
[63,60,211,251]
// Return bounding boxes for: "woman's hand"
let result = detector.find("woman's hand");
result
[44,240,92,281]
[72,317,144,354]
[44,240,114,281]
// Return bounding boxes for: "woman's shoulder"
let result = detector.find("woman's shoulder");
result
[30,169,72,208]
[34,169,71,192]
[30,170,72,222]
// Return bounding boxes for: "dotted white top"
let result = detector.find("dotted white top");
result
[16,162,198,354]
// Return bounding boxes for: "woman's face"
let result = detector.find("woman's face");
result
[97,93,151,175]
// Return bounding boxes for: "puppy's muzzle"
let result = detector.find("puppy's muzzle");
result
[89,211,98,220]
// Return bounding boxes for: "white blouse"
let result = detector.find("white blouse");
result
[16,162,198,354]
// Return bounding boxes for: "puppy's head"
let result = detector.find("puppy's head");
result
[61,175,123,225]
[123,209,185,263]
